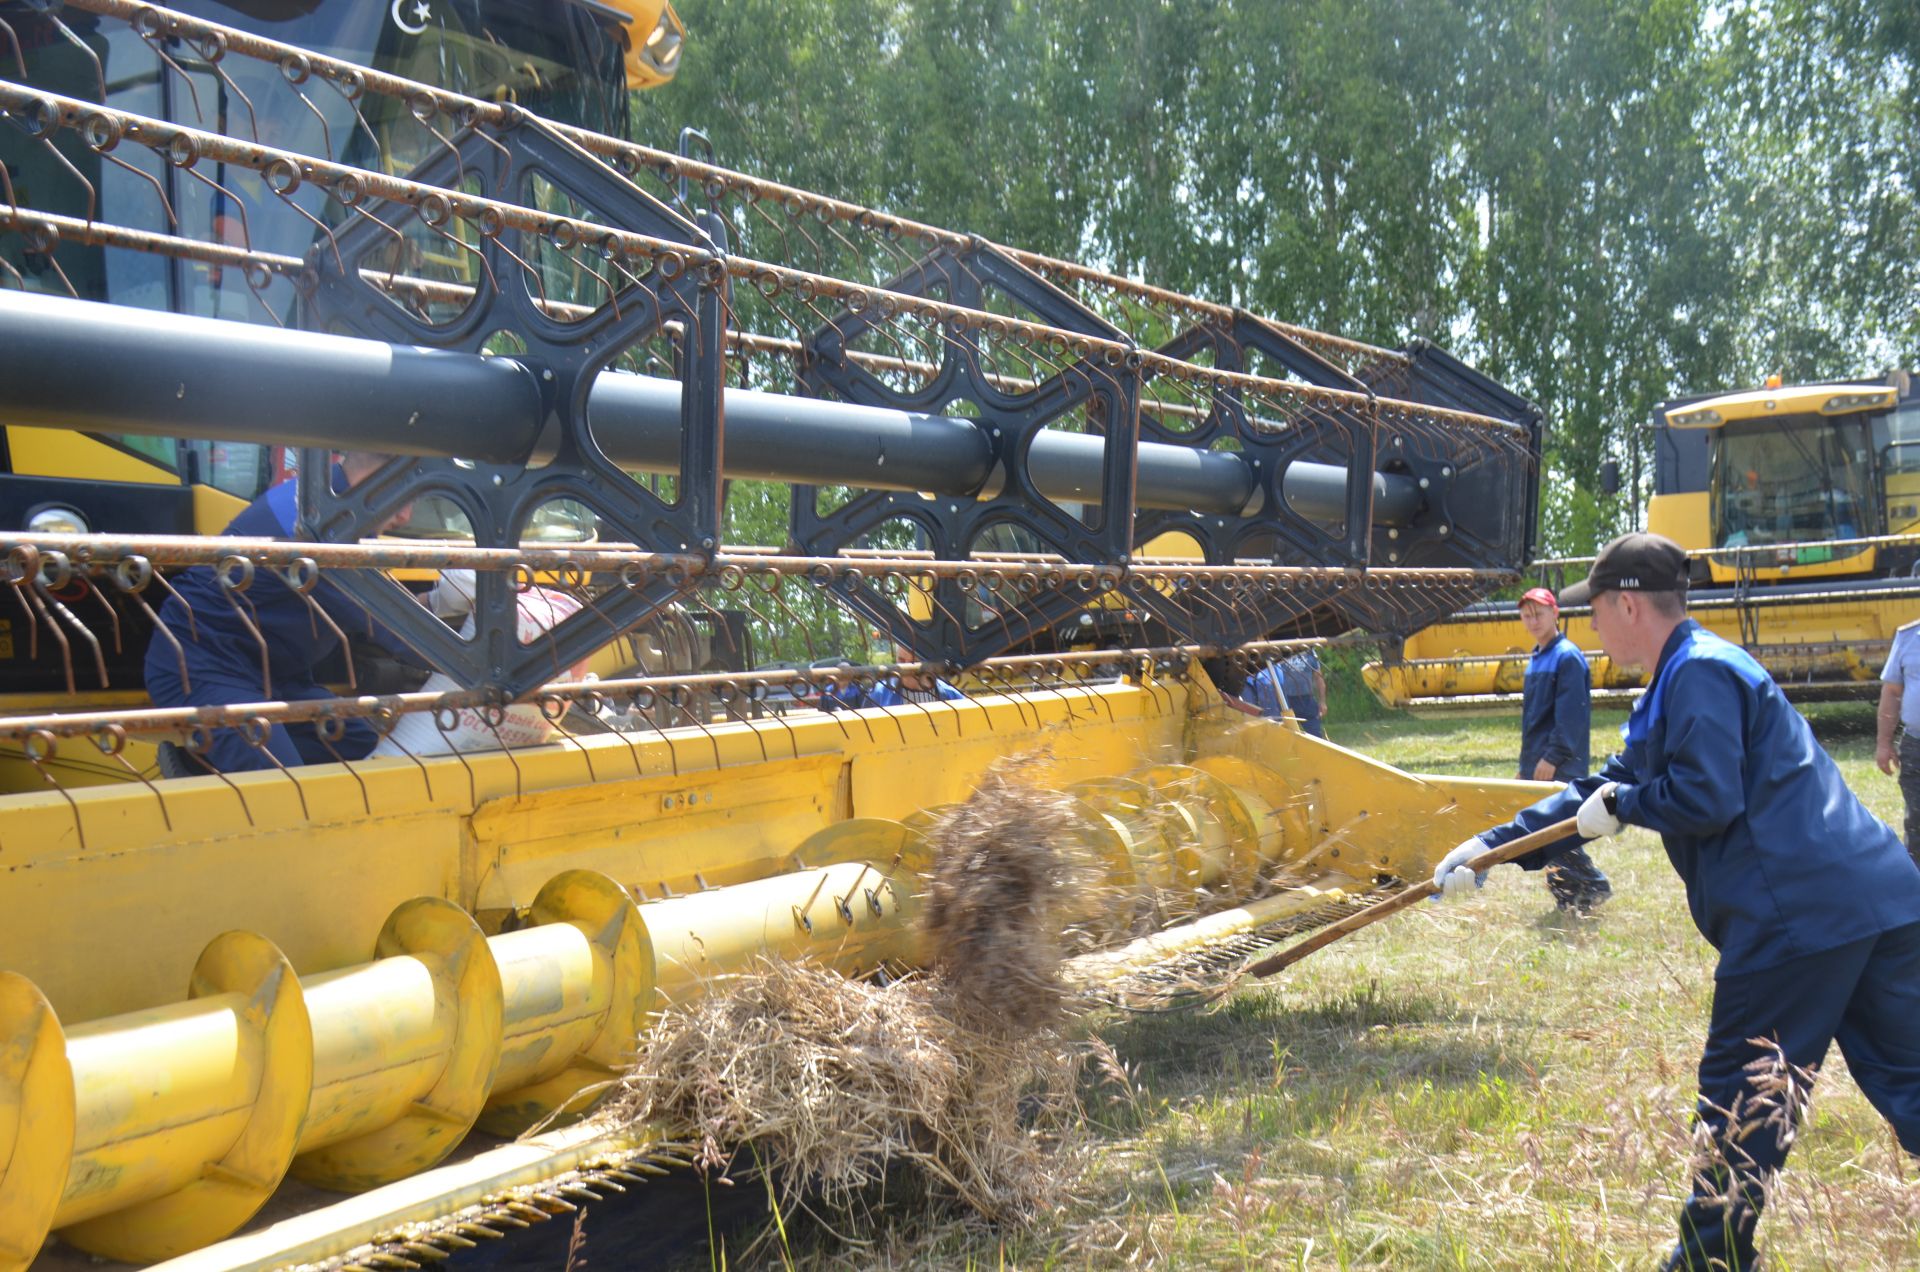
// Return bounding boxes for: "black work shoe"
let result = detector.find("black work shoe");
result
[155,740,213,779]
[1559,884,1613,918]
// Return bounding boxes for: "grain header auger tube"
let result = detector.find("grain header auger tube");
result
[0,1,1556,1263]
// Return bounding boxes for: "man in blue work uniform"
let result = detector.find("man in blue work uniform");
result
[1246,648,1326,737]
[822,644,964,710]
[826,674,965,710]
[1515,585,1612,913]
[1874,617,1920,863]
[143,452,422,773]
[1431,532,1920,1270]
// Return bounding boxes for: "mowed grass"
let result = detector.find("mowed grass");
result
[773,702,1920,1270]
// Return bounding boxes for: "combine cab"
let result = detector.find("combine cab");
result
[0,2,1549,1265]
[1366,372,1920,709]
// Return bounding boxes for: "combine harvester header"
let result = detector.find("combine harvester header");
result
[0,2,1550,1264]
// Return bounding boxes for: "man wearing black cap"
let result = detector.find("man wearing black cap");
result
[1428,531,1920,1270]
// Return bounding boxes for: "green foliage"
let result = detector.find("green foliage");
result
[722,479,876,664]
[1320,645,1396,725]
[1708,1,1920,377]
[641,0,1915,559]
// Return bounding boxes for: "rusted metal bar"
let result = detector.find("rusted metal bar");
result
[0,210,1218,418]
[0,535,1511,588]
[0,206,304,276]
[0,627,1390,745]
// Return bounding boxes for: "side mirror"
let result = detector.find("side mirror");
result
[1599,460,1622,496]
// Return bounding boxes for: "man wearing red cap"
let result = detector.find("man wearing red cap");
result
[1516,585,1612,913]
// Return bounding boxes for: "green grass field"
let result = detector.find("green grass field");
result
[771,701,1920,1270]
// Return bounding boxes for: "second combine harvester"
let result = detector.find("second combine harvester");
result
[1369,370,1920,708]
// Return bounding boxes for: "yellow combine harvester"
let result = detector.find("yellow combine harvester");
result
[1366,371,1920,708]
[0,1,1551,1265]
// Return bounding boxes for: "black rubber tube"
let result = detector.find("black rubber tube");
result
[0,291,1421,525]
[0,290,537,462]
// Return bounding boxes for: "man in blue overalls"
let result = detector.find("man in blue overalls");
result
[822,644,964,710]
[143,452,421,773]
[1246,648,1326,738]
[1515,585,1612,913]
[1431,533,1920,1270]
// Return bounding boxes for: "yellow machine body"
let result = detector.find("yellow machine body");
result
[1364,582,1912,708]
[605,0,686,90]
[1644,489,1710,555]
[0,671,1547,1268]
[2,427,250,537]
[1664,381,1899,585]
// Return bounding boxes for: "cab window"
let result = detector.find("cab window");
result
[1714,417,1873,547]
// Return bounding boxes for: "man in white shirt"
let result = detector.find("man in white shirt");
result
[1875,618,1920,865]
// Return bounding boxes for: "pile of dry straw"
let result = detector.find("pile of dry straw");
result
[601,763,1110,1224]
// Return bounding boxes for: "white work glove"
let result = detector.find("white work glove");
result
[1430,837,1488,901]
[1577,782,1623,839]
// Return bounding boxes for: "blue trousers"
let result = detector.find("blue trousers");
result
[145,654,377,774]
[1529,764,1612,910]
[1663,921,1920,1269]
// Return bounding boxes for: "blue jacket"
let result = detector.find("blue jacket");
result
[1519,633,1590,778]
[1248,652,1320,722]
[144,475,416,692]
[1482,620,1920,976]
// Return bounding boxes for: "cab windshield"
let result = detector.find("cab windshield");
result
[1712,416,1875,548]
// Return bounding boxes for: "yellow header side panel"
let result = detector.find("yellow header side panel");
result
[1681,591,1915,681]
[1398,616,1527,662]
[1645,491,1710,552]
[0,672,1555,1029]
[1191,711,1558,887]
[1368,607,1636,704]
[1371,578,1920,704]
[0,680,1193,1025]
[5,426,177,485]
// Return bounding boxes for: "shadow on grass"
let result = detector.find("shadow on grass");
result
[1800,699,1876,743]
[1530,903,1611,939]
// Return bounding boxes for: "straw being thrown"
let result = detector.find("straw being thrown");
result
[598,762,1103,1225]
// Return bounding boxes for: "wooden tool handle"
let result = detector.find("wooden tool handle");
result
[1244,815,1583,980]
